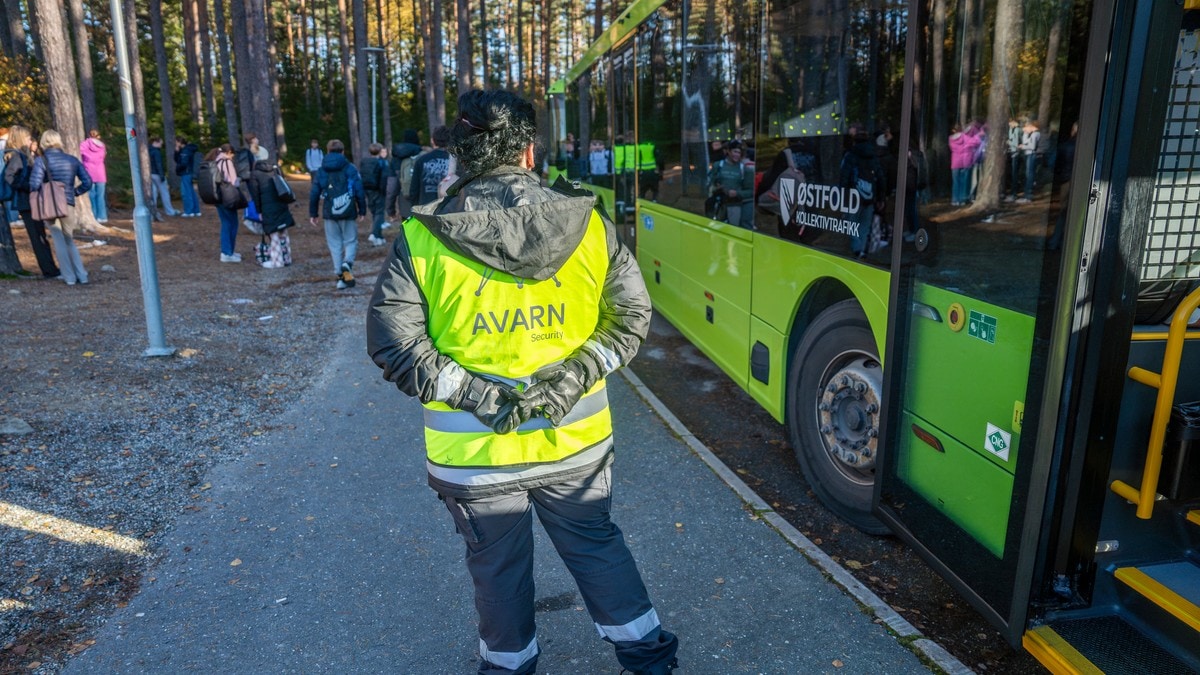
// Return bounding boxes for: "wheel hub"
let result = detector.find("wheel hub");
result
[818,357,883,472]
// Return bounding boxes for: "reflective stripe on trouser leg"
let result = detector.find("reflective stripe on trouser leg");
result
[442,492,539,675]
[530,464,678,672]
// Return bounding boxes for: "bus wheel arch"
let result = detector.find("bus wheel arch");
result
[786,298,889,535]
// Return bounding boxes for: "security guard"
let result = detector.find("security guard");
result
[367,89,679,675]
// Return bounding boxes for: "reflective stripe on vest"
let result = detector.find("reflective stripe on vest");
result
[403,210,613,475]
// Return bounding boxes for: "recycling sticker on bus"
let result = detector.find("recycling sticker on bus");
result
[984,423,1011,462]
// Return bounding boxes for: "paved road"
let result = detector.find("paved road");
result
[66,315,940,674]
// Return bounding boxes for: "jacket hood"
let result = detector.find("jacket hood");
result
[391,142,422,160]
[82,138,105,149]
[321,153,350,171]
[409,167,597,281]
[253,159,275,172]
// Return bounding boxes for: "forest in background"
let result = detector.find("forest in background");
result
[0,0,619,215]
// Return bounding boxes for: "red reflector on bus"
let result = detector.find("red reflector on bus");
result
[911,424,945,452]
[704,291,714,301]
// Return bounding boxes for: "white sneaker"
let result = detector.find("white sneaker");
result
[220,253,242,263]
[368,234,385,247]
[336,278,348,290]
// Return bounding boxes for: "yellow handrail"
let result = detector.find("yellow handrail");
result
[1111,285,1200,519]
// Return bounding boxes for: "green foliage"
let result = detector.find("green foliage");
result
[0,57,51,132]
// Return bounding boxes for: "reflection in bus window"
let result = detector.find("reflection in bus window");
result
[756,0,906,266]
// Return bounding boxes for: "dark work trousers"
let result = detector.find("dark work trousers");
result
[19,210,60,277]
[384,176,400,218]
[442,463,679,675]
[367,189,386,238]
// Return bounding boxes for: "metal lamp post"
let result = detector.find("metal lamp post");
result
[364,47,386,144]
[109,0,174,357]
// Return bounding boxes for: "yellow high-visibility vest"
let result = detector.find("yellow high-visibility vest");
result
[402,210,614,474]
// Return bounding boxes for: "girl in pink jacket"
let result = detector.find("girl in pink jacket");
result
[949,124,981,205]
[79,129,108,222]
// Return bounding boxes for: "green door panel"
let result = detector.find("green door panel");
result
[897,411,1015,558]
[904,284,1035,474]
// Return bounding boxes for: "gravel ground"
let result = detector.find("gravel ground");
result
[0,190,391,674]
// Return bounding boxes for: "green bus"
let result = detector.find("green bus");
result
[548,0,1200,670]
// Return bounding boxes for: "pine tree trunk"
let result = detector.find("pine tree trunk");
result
[183,0,202,125]
[67,0,98,133]
[299,0,312,108]
[424,0,444,133]
[197,0,217,123]
[0,1,13,59]
[29,0,100,230]
[149,0,178,189]
[212,0,239,145]
[245,0,275,157]
[337,0,361,159]
[264,0,286,157]
[456,0,471,95]
[478,0,488,87]
[4,0,26,59]
[375,0,392,148]
[352,0,370,151]
[230,0,253,144]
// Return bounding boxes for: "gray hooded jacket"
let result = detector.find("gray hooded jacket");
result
[366,166,652,493]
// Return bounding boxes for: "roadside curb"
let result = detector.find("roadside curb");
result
[619,367,975,675]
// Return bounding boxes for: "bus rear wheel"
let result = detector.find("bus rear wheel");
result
[786,300,889,535]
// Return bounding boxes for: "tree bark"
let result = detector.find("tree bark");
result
[456,0,471,95]
[1037,0,1067,132]
[183,0,204,125]
[423,0,445,133]
[375,0,392,148]
[246,0,275,157]
[0,0,12,59]
[149,0,178,188]
[66,0,98,133]
[197,0,217,122]
[352,0,371,152]
[213,0,239,145]
[265,0,286,157]
[337,0,361,158]
[479,0,488,87]
[975,0,1024,212]
[29,0,100,230]
[230,0,252,145]
[4,0,26,59]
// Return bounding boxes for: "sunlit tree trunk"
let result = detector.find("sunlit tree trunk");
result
[30,0,101,230]
[184,0,205,126]
[231,0,252,143]
[976,0,1024,212]
[423,0,445,132]
[479,0,489,87]
[2,0,27,58]
[265,0,286,156]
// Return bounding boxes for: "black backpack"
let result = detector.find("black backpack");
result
[0,151,27,203]
[196,160,221,205]
[322,168,357,219]
[234,148,254,181]
[360,158,382,191]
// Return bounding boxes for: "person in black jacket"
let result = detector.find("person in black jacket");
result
[3,125,59,278]
[28,129,93,285]
[246,158,296,268]
[174,137,202,217]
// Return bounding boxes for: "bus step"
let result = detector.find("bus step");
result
[1115,562,1200,635]
[1025,616,1196,674]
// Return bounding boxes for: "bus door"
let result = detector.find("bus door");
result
[873,0,1105,644]
[612,43,637,243]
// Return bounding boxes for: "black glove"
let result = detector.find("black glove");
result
[447,375,523,434]
[516,361,589,426]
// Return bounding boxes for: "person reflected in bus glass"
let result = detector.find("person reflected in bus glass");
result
[367,88,680,675]
[587,139,612,180]
[757,137,821,241]
[708,140,756,229]
[841,123,886,257]
[1018,119,1042,203]
[949,123,981,206]
[1004,117,1023,202]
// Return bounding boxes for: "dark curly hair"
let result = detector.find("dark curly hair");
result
[449,89,539,174]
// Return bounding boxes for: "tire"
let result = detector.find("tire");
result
[786,300,890,534]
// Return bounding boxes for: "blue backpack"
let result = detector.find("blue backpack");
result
[0,150,29,203]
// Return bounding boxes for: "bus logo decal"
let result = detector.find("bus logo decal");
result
[985,423,1011,462]
[967,310,997,344]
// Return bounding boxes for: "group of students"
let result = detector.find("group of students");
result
[1,125,101,285]
[949,116,1043,205]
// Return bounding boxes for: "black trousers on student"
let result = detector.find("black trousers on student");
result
[20,210,59,278]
